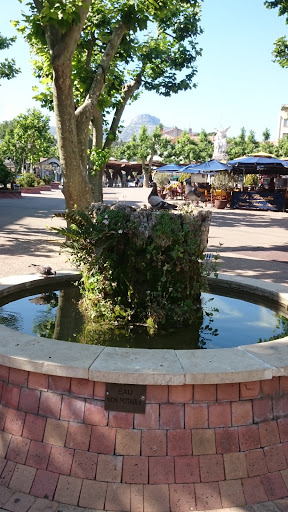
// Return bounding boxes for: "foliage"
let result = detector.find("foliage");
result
[114,124,172,185]
[0,34,20,83]
[17,172,38,188]
[0,108,56,172]
[173,130,198,164]
[227,127,259,160]
[265,1,288,67]
[13,0,203,206]
[90,148,111,174]
[178,172,195,183]
[195,129,214,162]
[0,120,15,141]
[52,204,213,331]
[275,135,288,157]
[42,175,52,185]
[258,141,276,154]
[211,171,237,191]
[262,128,271,141]
[152,172,170,188]
[0,159,14,189]
[245,174,259,187]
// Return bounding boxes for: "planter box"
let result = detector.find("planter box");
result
[51,182,60,189]
[20,187,41,194]
[0,189,22,199]
[39,185,52,191]
[215,199,228,209]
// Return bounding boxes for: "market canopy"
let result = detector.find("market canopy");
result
[178,164,202,174]
[249,151,277,158]
[155,163,185,172]
[228,156,288,175]
[182,159,232,173]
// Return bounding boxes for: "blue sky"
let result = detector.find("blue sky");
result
[1,0,288,141]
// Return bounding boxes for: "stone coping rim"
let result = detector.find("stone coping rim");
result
[0,271,288,385]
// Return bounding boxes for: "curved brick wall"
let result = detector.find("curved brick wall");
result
[1,365,288,510]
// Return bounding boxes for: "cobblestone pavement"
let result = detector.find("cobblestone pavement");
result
[0,187,288,511]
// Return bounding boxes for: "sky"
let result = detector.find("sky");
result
[0,0,288,141]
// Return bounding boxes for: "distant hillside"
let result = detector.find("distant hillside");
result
[119,114,170,142]
[50,115,170,142]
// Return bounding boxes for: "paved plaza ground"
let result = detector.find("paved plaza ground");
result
[0,187,288,511]
[0,187,287,285]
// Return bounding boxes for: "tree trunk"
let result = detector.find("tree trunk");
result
[90,109,104,202]
[53,62,93,211]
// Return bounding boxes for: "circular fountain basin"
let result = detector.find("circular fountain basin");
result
[0,271,288,511]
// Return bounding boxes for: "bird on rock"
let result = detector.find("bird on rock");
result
[185,178,206,204]
[29,264,57,277]
[148,182,178,210]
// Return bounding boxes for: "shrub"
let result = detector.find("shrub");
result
[153,172,170,189]
[245,174,259,187]
[42,175,52,185]
[0,160,14,189]
[53,204,214,331]
[211,171,237,190]
[17,172,38,187]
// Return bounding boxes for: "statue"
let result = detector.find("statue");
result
[213,126,230,159]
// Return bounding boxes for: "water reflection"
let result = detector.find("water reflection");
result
[0,285,287,349]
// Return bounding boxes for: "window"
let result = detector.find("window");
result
[284,119,288,127]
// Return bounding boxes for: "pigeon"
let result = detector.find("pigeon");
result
[148,182,178,210]
[29,264,57,277]
[185,178,206,204]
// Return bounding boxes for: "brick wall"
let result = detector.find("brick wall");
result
[1,365,288,510]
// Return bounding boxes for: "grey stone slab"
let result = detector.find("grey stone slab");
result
[214,274,288,296]
[240,339,288,377]
[89,347,185,385]
[176,346,274,384]
[0,325,103,378]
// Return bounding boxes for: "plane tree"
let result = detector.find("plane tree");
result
[265,1,288,67]
[0,34,20,83]
[15,0,203,210]
[0,108,57,173]
[114,124,172,186]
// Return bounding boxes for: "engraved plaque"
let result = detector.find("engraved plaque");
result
[105,383,146,414]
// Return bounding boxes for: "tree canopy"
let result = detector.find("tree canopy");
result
[13,0,203,210]
[0,33,20,83]
[265,1,288,67]
[0,108,57,173]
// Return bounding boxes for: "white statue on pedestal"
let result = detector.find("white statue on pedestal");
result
[213,126,230,159]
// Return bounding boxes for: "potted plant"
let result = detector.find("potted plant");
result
[211,171,237,209]
[245,174,259,190]
[152,172,170,198]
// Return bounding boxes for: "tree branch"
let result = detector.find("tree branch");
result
[103,74,142,151]
[75,21,128,157]
[75,21,128,125]
[50,0,92,63]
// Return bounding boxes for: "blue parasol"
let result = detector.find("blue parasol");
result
[228,156,288,175]
[182,159,232,173]
[155,163,185,172]
[228,156,285,166]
